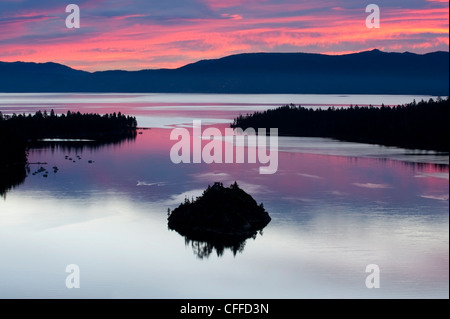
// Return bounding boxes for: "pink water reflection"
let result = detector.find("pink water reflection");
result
[26,125,449,211]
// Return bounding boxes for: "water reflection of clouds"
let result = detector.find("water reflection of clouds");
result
[0,94,448,298]
[0,93,434,109]
[278,137,449,165]
[0,192,133,230]
[296,173,323,179]
[164,188,205,206]
[420,194,449,201]
[281,196,318,203]
[352,183,393,189]
[192,172,268,195]
[414,172,449,180]
[138,116,231,129]
[20,127,448,214]
[328,190,348,196]
[263,208,449,294]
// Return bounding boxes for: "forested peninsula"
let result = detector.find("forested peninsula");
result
[232,98,449,152]
[0,110,137,195]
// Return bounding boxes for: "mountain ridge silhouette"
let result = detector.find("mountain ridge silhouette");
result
[1,49,448,95]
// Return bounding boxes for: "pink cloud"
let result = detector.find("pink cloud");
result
[221,13,243,20]
[0,1,448,71]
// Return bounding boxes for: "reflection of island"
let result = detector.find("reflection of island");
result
[168,182,271,258]
[0,110,137,197]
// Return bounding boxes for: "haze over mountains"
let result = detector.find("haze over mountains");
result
[0,49,448,95]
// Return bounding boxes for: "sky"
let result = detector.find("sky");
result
[0,0,448,71]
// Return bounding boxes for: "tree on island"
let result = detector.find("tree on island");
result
[167,182,272,258]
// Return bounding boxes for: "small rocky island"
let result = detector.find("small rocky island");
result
[168,182,271,258]
[168,181,271,237]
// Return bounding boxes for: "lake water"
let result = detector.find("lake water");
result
[0,94,448,298]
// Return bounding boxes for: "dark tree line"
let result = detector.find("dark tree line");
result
[0,124,27,196]
[0,110,138,196]
[232,97,449,152]
[0,110,137,141]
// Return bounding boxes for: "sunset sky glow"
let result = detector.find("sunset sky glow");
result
[0,0,448,71]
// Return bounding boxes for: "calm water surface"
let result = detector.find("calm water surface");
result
[0,94,448,298]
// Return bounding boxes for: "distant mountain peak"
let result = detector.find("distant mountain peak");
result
[0,50,448,95]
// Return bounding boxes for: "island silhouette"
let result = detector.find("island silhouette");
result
[168,182,271,259]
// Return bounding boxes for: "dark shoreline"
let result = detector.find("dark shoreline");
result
[232,98,450,153]
[0,110,138,196]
